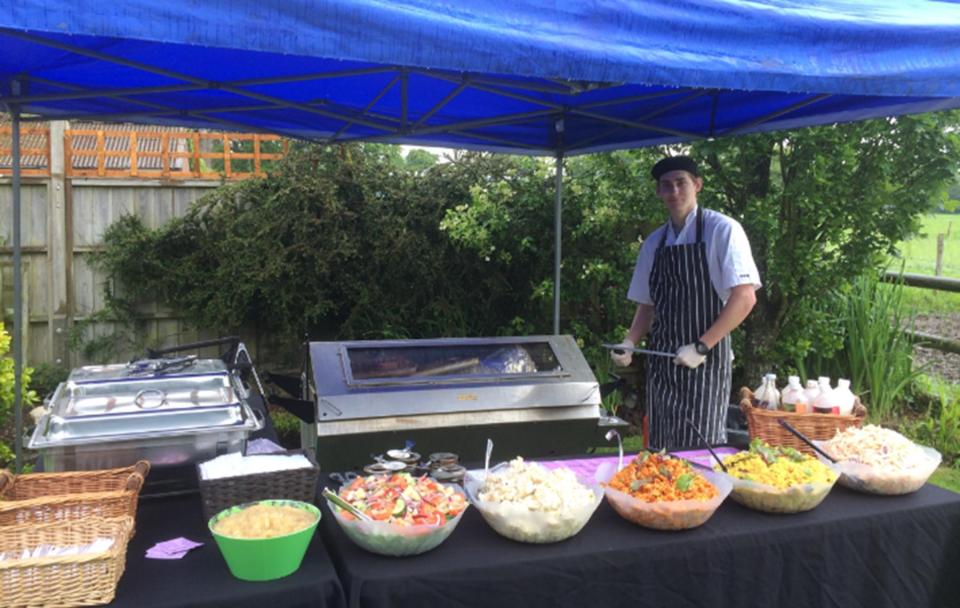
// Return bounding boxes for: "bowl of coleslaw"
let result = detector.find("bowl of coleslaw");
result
[814,425,941,495]
[463,458,602,544]
[325,473,468,556]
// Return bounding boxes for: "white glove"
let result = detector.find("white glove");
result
[674,343,707,369]
[610,339,635,367]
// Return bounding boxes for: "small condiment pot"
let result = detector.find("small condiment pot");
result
[386,449,421,465]
[430,464,466,484]
[428,452,460,468]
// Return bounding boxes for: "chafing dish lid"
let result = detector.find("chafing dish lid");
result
[52,359,239,418]
[68,357,226,383]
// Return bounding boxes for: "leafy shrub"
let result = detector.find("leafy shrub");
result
[801,272,923,420]
[904,389,960,466]
[0,322,38,467]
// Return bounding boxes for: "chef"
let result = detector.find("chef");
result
[611,156,760,449]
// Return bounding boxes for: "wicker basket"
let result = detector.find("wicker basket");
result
[0,516,134,608]
[0,462,149,527]
[198,450,319,521]
[739,387,867,455]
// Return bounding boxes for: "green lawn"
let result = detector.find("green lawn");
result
[895,213,960,278]
[930,467,960,494]
[891,213,960,314]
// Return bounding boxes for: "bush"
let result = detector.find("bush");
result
[0,322,38,467]
[29,362,70,402]
[799,272,923,421]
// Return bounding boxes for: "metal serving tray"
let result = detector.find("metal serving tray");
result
[29,358,262,472]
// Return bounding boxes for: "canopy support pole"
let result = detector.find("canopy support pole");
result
[9,82,24,472]
[552,150,564,335]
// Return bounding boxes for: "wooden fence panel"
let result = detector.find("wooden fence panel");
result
[2,131,291,368]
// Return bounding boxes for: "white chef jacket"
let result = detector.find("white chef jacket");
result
[627,206,761,306]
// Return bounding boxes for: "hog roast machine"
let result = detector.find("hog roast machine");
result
[29,337,265,494]
[272,335,624,472]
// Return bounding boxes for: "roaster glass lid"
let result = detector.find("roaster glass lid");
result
[345,341,562,383]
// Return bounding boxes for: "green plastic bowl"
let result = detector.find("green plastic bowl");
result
[208,499,320,581]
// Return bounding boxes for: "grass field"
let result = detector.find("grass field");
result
[893,213,960,314]
[930,467,960,494]
[895,213,960,277]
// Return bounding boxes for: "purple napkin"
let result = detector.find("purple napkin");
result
[145,537,204,560]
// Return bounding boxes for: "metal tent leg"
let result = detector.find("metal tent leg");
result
[9,89,23,472]
[553,151,563,335]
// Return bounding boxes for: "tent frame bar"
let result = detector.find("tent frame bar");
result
[4,29,400,133]
[6,81,24,472]
[721,94,832,136]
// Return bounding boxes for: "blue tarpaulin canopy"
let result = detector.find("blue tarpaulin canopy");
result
[2,0,960,155]
[2,1,960,470]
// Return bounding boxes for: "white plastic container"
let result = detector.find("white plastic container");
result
[803,379,821,406]
[753,374,780,410]
[834,378,856,416]
[813,377,840,415]
[782,376,809,413]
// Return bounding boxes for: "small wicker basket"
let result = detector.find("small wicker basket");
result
[0,462,149,527]
[198,450,320,521]
[739,387,867,455]
[0,516,134,608]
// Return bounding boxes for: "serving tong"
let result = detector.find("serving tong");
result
[776,419,837,463]
[684,418,728,472]
[322,487,373,522]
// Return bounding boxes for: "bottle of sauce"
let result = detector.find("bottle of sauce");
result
[782,375,809,413]
[835,378,856,416]
[803,379,821,407]
[813,377,840,415]
[753,374,780,410]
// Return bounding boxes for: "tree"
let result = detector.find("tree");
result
[404,149,438,174]
[696,112,960,384]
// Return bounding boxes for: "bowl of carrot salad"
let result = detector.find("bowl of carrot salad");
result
[598,451,731,531]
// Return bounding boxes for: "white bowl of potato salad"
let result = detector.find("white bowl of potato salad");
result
[464,457,602,544]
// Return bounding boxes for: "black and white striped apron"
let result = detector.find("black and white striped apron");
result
[646,208,732,450]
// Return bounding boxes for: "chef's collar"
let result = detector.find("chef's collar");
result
[671,204,698,237]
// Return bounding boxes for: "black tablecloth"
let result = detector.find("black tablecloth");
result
[112,493,346,608]
[319,483,960,608]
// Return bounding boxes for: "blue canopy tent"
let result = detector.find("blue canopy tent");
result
[2,0,960,469]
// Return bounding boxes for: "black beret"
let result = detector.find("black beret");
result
[651,156,699,181]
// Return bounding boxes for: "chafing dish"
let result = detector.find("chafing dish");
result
[29,356,263,473]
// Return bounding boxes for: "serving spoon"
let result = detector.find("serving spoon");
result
[484,438,494,478]
[605,429,624,472]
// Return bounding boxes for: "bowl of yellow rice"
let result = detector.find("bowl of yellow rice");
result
[716,439,839,514]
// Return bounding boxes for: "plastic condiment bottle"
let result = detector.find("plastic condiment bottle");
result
[834,378,856,416]
[813,377,840,415]
[756,374,780,410]
[753,374,768,407]
[782,376,809,413]
[803,379,821,407]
